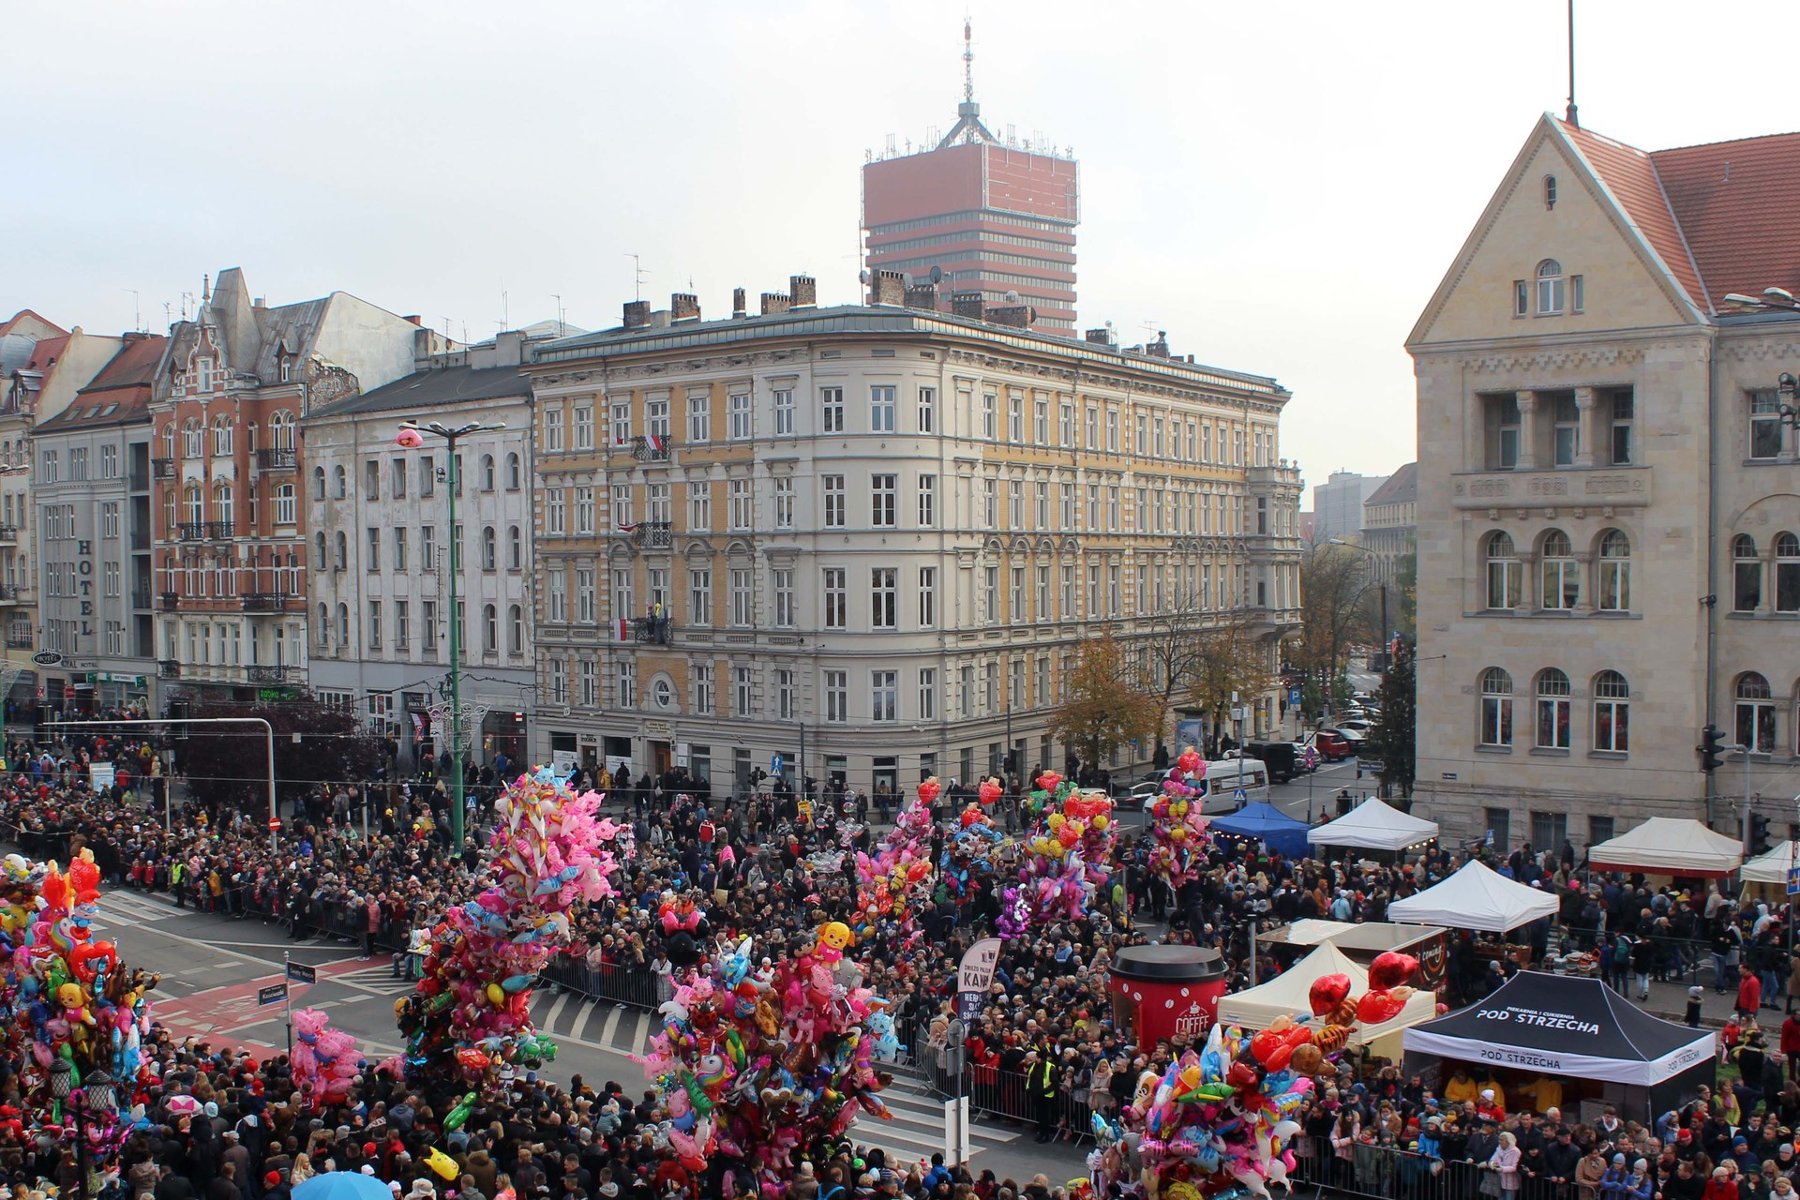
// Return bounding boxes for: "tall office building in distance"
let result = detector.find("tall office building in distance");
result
[862,23,1079,335]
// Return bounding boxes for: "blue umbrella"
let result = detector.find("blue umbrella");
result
[294,1172,395,1200]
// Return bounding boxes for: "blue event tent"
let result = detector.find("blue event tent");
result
[1209,801,1312,859]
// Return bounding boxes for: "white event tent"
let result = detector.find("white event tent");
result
[1217,942,1437,1054]
[1387,859,1559,933]
[1307,797,1439,853]
[1587,818,1743,878]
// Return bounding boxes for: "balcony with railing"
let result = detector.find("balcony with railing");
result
[128,468,150,491]
[630,434,675,462]
[152,458,176,480]
[208,520,235,540]
[177,522,206,542]
[242,592,301,613]
[632,615,674,646]
[256,447,297,471]
[622,520,673,549]
[158,592,180,611]
[246,664,300,684]
[131,587,153,610]
[0,586,20,606]
[0,526,17,543]
[157,660,181,679]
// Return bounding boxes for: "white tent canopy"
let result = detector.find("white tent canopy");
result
[1743,842,1796,886]
[1307,797,1440,852]
[1587,818,1744,878]
[1387,859,1560,934]
[1217,942,1437,1044]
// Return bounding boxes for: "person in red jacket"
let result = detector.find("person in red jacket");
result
[1781,1011,1800,1080]
[1740,966,1764,1021]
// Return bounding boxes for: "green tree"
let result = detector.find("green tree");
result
[177,698,386,814]
[1372,640,1417,798]
[1050,635,1163,770]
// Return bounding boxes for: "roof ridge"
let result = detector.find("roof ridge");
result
[1653,129,1800,155]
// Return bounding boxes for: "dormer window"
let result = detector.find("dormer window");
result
[1536,259,1565,315]
[1544,174,1558,210]
[196,357,213,391]
[279,354,292,383]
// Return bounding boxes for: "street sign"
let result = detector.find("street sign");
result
[267,816,282,831]
[89,763,115,791]
[286,961,317,985]
[771,753,784,776]
[1288,687,1302,706]
[30,651,61,667]
[257,983,288,1007]
[956,937,1001,1020]
[1787,867,1800,896]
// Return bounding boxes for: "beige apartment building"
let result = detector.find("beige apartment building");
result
[524,275,1302,794]
[1410,113,1800,850]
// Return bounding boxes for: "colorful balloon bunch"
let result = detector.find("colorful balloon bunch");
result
[1015,779,1116,929]
[290,1008,363,1104]
[0,851,156,1164]
[850,779,938,937]
[395,768,630,1102]
[938,800,1004,901]
[636,922,893,1199]
[1147,747,1213,888]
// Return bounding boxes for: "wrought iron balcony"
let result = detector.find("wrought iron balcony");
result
[246,664,299,684]
[631,434,675,462]
[151,458,176,480]
[208,520,235,540]
[632,615,674,645]
[158,592,181,611]
[157,659,181,679]
[0,526,17,543]
[177,522,207,542]
[623,520,673,549]
[256,447,297,471]
[241,592,299,612]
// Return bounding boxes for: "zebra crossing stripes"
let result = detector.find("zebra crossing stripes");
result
[94,889,202,924]
[328,962,421,997]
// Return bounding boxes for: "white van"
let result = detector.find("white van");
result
[1199,758,1269,815]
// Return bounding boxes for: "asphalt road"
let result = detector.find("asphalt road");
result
[84,884,1088,1183]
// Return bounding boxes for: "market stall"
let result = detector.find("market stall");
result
[1388,860,1559,933]
[1306,796,1439,854]
[1587,817,1744,878]
[1218,941,1437,1059]
[1257,920,1451,994]
[1402,970,1714,1120]
[1209,801,1312,859]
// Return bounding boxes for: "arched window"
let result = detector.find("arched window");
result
[1776,533,1800,613]
[1734,534,1762,612]
[1598,530,1631,611]
[183,485,204,527]
[506,452,521,490]
[1480,667,1514,747]
[481,526,497,571]
[508,604,523,654]
[183,419,204,459]
[482,603,498,654]
[313,465,326,499]
[1594,670,1630,753]
[333,465,347,499]
[1536,259,1565,315]
[1737,672,1775,753]
[334,531,348,571]
[481,454,496,491]
[211,415,233,456]
[1485,532,1521,610]
[274,483,296,526]
[213,482,232,526]
[337,603,350,645]
[1544,174,1557,210]
[1540,530,1578,610]
[314,532,326,567]
[1535,668,1571,749]
[269,410,295,450]
[508,526,522,570]
[316,602,329,649]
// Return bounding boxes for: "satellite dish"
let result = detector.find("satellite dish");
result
[858,270,870,285]
[929,265,943,285]
[1004,290,1022,305]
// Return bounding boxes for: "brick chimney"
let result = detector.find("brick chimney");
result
[761,292,791,316]
[732,288,747,318]
[988,304,1034,329]
[1145,330,1170,358]
[623,300,652,330]
[790,275,818,308]
[904,283,938,312]
[869,269,906,307]
[1085,327,1111,345]
[950,291,986,321]
[670,293,701,322]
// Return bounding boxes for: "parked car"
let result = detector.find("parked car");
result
[1310,730,1354,761]
[1328,725,1370,749]
[1115,780,1164,810]
[1241,740,1299,784]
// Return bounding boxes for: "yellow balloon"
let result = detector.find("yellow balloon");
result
[487,983,505,1006]
[1092,814,1109,831]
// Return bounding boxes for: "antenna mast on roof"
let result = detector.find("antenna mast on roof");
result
[937,17,997,149]
[1565,0,1579,128]
[626,254,648,302]
[963,15,975,106]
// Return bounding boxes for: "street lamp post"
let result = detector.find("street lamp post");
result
[398,419,506,853]
[50,1059,116,1198]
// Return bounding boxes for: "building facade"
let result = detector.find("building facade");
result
[1311,470,1388,545]
[525,283,1300,795]
[1410,113,1800,850]
[30,334,164,713]
[303,330,539,769]
[1360,461,1417,585]
[150,269,417,704]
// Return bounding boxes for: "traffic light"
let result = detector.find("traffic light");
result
[1752,814,1772,856]
[1698,724,1726,773]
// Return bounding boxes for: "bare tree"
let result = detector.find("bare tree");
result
[1050,634,1164,770]
[1294,544,1374,709]
[1140,582,1209,748]
[1185,618,1274,750]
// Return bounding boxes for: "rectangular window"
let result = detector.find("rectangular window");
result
[579,660,598,708]
[364,459,379,501]
[1007,480,1022,528]
[917,474,936,527]
[728,391,752,440]
[773,567,795,627]
[729,478,752,530]
[577,487,597,534]
[822,567,846,629]
[575,403,596,449]
[774,477,794,529]
[646,397,670,441]
[611,567,634,622]
[1594,681,1630,753]
[983,479,997,526]
[1552,393,1580,466]
[100,444,117,478]
[422,600,437,651]
[694,664,714,713]
[1061,483,1076,530]
[918,566,936,628]
[776,669,796,721]
[1536,690,1571,750]
[1035,565,1049,619]
[1033,397,1048,444]
[543,411,563,453]
[824,670,848,723]
[871,670,897,722]
[688,567,711,626]
[983,564,998,624]
[647,482,671,524]
[918,668,937,720]
[394,600,410,651]
[870,385,896,432]
[734,667,754,716]
[545,490,565,535]
[1751,390,1785,460]
[394,527,408,571]
[688,394,711,443]
[1034,481,1048,529]
[1738,696,1776,754]
[688,483,710,532]
[822,475,845,528]
[548,660,567,704]
[615,660,635,708]
[1486,393,1522,470]
[548,570,566,623]
[1060,565,1075,617]
[1610,392,1635,465]
[821,387,845,433]
[1485,807,1512,850]
[871,567,897,628]
[576,569,596,623]
[366,527,380,571]
[1513,280,1529,318]
[917,386,935,433]
[982,392,997,440]
[773,388,794,436]
[1007,394,1023,443]
[1009,566,1024,620]
[1059,402,1074,446]
[1134,412,1148,455]
[1570,274,1585,313]
[1537,270,1565,315]
[871,474,896,527]
[729,567,753,626]
[1085,405,1098,449]
[367,600,382,650]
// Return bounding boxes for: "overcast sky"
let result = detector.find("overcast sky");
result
[7,2,1795,506]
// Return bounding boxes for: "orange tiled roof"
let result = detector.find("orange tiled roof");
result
[1558,121,1706,313]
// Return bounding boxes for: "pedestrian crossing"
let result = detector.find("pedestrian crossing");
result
[328,962,421,997]
[94,888,202,925]
[521,988,1021,1164]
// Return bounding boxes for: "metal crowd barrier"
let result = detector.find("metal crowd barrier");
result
[1287,1132,1534,1200]
[537,955,669,1010]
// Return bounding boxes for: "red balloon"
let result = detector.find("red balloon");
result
[1368,951,1419,991]
[1357,989,1405,1025]
[1308,973,1353,1017]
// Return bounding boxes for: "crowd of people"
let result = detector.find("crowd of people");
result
[0,718,1796,1199]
